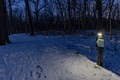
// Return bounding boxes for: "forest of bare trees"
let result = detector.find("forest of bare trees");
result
[0,0,120,45]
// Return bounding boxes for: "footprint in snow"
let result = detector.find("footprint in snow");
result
[36,65,43,72]
[32,65,47,79]
[35,65,43,79]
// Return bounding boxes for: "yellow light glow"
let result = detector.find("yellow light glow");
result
[98,32,102,38]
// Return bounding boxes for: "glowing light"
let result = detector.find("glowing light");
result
[98,32,102,38]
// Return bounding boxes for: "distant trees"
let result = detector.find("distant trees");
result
[115,0,120,30]
[0,0,120,42]
[7,0,120,32]
[0,0,10,45]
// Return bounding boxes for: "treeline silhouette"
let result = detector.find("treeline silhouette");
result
[0,0,119,45]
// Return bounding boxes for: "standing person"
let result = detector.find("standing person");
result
[96,32,104,66]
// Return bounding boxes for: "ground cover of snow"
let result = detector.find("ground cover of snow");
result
[0,33,120,80]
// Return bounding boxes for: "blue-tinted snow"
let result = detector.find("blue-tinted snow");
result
[0,33,120,80]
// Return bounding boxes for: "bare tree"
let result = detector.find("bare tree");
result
[0,0,10,45]
[67,0,71,33]
[0,0,119,34]
[43,0,48,32]
[108,0,115,40]
[24,0,34,35]
[115,1,120,30]
[8,0,14,33]
[56,0,65,31]
[96,0,103,30]
[82,0,88,30]
[31,0,40,23]
[71,0,77,30]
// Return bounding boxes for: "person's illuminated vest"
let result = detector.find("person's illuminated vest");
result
[96,38,104,48]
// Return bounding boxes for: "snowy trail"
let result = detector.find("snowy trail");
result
[0,34,120,80]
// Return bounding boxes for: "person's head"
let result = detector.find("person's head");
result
[97,31,104,39]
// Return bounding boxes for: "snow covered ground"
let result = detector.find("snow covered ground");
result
[0,33,120,80]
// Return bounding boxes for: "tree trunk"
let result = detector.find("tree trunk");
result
[56,0,65,32]
[0,0,10,45]
[109,11,112,40]
[24,0,34,35]
[67,0,71,34]
[93,7,97,30]
[8,0,13,34]
[72,0,77,31]
[82,0,87,30]
[96,0,103,31]
[109,0,115,40]
[44,0,48,32]
[34,0,39,23]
